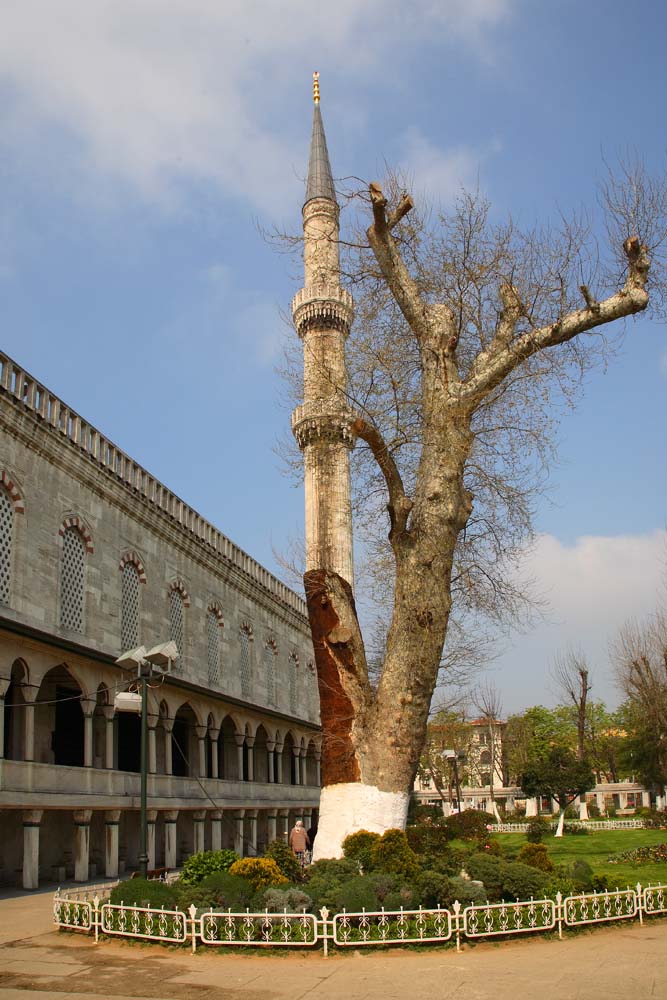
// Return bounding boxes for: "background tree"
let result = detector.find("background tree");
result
[520,747,595,836]
[286,133,666,852]
[551,648,591,761]
[503,705,576,786]
[417,709,470,810]
[472,681,504,821]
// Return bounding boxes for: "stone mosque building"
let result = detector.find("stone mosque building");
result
[0,86,346,890]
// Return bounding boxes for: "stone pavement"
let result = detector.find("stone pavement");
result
[0,886,666,1000]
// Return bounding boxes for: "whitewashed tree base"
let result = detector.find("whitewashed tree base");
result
[313,783,410,860]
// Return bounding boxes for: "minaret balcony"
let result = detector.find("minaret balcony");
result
[291,285,354,338]
[291,398,357,450]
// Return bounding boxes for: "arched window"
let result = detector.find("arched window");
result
[60,526,86,631]
[479,749,492,767]
[289,652,299,715]
[207,606,223,685]
[121,563,140,651]
[264,639,277,706]
[169,589,185,661]
[0,486,13,604]
[240,624,253,698]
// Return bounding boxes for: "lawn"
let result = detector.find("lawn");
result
[494,828,667,890]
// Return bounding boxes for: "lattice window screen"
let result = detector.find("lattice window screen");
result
[289,655,298,715]
[169,590,185,664]
[207,611,220,685]
[0,488,13,605]
[264,644,276,706]
[240,629,252,698]
[60,527,85,632]
[121,563,140,651]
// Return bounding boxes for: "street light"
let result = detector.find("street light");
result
[114,641,178,879]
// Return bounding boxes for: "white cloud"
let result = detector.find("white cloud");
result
[399,128,496,204]
[0,1,513,212]
[492,530,667,712]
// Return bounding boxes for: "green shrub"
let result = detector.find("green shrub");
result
[179,849,239,886]
[412,804,446,826]
[587,801,601,818]
[445,876,487,906]
[189,871,257,910]
[342,830,381,872]
[444,810,494,842]
[526,817,550,843]
[109,878,177,909]
[417,869,453,907]
[591,873,610,892]
[304,858,358,910]
[228,857,288,892]
[406,824,451,856]
[260,886,313,912]
[564,805,579,820]
[570,859,594,890]
[466,853,547,901]
[370,829,420,878]
[264,839,303,882]
[563,823,589,835]
[635,808,667,828]
[516,843,554,873]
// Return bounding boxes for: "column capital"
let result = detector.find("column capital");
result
[80,698,96,718]
[209,810,222,821]
[245,735,255,749]
[195,725,207,740]
[105,810,122,824]
[266,740,276,752]
[266,809,278,819]
[22,809,43,826]
[148,713,159,730]
[162,718,175,734]
[245,808,258,819]
[147,809,158,823]
[193,809,206,822]
[163,810,179,823]
[234,733,246,747]
[73,809,93,825]
[235,809,246,820]
[102,705,115,721]
[209,728,220,742]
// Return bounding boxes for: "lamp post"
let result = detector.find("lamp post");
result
[115,641,178,880]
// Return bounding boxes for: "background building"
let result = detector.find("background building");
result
[0,352,321,888]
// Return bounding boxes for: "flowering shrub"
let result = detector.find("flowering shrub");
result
[342,830,381,872]
[228,857,288,891]
[608,843,667,864]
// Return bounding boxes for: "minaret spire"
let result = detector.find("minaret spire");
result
[291,75,355,588]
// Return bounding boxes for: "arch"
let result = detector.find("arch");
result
[206,605,223,686]
[0,470,24,514]
[306,659,315,674]
[219,713,240,780]
[282,730,297,785]
[3,659,30,760]
[172,702,198,777]
[207,601,224,624]
[118,550,147,583]
[254,723,270,783]
[35,663,84,766]
[168,579,190,607]
[59,515,93,554]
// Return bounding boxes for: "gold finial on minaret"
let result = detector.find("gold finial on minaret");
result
[313,71,320,104]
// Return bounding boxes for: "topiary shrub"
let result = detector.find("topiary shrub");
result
[444,810,495,842]
[197,871,257,909]
[516,843,554,873]
[342,830,381,872]
[229,857,288,892]
[179,849,239,886]
[110,878,178,909]
[303,857,359,911]
[370,829,420,878]
[406,824,451,856]
[570,859,594,890]
[526,817,550,843]
[466,853,547,901]
[264,839,303,882]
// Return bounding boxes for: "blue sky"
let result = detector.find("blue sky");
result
[1,1,665,713]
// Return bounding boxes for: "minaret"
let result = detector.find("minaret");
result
[291,74,355,588]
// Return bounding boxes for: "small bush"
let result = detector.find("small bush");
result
[179,849,239,886]
[260,886,313,912]
[516,843,554,873]
[109,878,177,909]
[563,823,589,835]
[264,839,303,882]
[370,829,420,878]
[417,869,453,907]
[587,801,601,818]
[591,873,610,892]
[466,853,547,901]
[526,817,550,843]
[636,808,667,829]
[188,871,257,910]
[445,876,487,906]
[229,857,288,892]
[444,810,495,842]
[342,830,381,872]
[406,824,451,856]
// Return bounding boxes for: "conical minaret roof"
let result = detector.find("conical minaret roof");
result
[305,74,337,206]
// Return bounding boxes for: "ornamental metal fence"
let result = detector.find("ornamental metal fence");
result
[494,819,647,833]
[54,881,667,954]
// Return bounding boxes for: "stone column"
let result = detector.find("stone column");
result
[234,810,245,857]
[245,735,255,782]
[642,790,651,807]
[164,811,178,869]
[300,748,308,785]
[266,741,275,783]
[0,676,9,759]
[210,810,222,851]
[278,808,289,842]
[73,809,93,882]
[104,810,121,878]
[303,809,312,832]
[293,747,301,786]
[596,791,605,814]
[22,810,43,890]
[81,699,95,768]
[275,743,284,784]
[235,733,245,780]
[193,810,206,854]
[314,752,321,787]
[578,797,589,820]
[146,809,158,870]
[195,726,207,778]
[163,719,174,776]
[266,810,277,845]
[209,729,220,779]
[148,717,158,774]
[246,809,258,856]
[103,706,115,769]
[525,797,538,817]
[23,687,37,762]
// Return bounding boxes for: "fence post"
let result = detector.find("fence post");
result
[555,892,563,940]
[189,904,198,954]
[637,883,644,925]
[93,895,100,943]
[319,907,329,958]
[452,900,462,952]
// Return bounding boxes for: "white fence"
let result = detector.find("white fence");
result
[494,819,646,833]
[54,882,667,955]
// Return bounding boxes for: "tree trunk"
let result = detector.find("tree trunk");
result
[554,808,566,838]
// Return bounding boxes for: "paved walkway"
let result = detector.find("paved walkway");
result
[0,886,666,1000]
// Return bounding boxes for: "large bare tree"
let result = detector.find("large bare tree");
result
[285,153,664,855]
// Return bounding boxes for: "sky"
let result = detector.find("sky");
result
[1,0,665,714]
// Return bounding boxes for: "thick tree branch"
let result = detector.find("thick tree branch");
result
[463,238,650,403]
[352,416,412,537]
